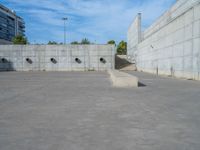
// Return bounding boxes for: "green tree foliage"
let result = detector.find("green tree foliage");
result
[71,41,79,45]
[81,38,90,45]
[12,35,28,45]
[48,41,58,45]
[107,40,116,45]
[117,41,127,55]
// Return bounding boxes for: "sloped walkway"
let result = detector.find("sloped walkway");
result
[115,55,136,71]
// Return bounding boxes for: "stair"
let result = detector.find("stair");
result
[115,55,137,71]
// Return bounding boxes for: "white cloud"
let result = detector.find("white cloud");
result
[4,0,176,43]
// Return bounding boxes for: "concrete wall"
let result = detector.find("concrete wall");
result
[0,45,115,71]
[0,39,12,45]
[127,13,142,63]
[128,0,200,80]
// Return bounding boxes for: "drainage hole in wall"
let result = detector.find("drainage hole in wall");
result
[1,58,7,63]
[26,58,33,64]
[50,58,57,64]
[100,58,106,64]
[75,58,82,64]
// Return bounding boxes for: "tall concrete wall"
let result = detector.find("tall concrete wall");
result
[127,13,142,63]
[128,0,200,80]
[0,45,115,71]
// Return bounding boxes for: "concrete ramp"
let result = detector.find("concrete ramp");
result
[115,55,136,71]
[108,70,138,87]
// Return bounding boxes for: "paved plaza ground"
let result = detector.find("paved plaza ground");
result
[0,71,200,150]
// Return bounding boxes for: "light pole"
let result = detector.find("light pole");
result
[62,17,68,44]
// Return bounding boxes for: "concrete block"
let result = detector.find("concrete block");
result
[193,38,200,55]
[59,49,69,56]
[108,70,138,87]
[175,16,185,30]
[44,62,59,71]
[0,50,10,57]
[193,55,199,72]
[184,56,193,72]
[194,4,200,21]
[172,57,183,71]
[193,20,200,38]
[45,50,58,56]
[184,24,193,41]
[173,43,184,57]
[99,62,112,71]
[88,56,99,63]
[184,40,193,56]
[71,49,86,56]
[184,9,193,26]
[183,71,193,79]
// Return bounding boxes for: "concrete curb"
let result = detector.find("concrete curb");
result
[108,70,138,87]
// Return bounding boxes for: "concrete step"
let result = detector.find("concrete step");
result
[108,70,138,87]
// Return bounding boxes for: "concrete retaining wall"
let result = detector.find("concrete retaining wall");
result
[0,45,115,71]
[0,39,12,45]
[127,13,142,63]
[127,0,200,80]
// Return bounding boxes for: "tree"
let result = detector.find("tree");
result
[71,41,79,45]
[117,41,127,55]
[48,41,58,45]
[107,40,116,45]
[12,35,28,45]
[81,38,90,45]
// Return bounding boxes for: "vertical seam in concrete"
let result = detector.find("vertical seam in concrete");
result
[70,46,72,71]
[88,46,90,70]
[98,45,99,71]
[192,7,194,79]
[84,47,86,71]
[138,13,142,44]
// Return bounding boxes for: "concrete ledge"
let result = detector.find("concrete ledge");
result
[108,70,138,87]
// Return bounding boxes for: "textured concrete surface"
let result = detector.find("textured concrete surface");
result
[0,44,115,71]
[0,39,12,45]
[127,13,141,63]
[108,70,138,87]
[0,71,200,150]
[127,0,200,80]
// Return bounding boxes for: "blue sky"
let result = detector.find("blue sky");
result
[0,0,175,44]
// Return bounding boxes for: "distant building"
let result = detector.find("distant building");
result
[0,4,25,44]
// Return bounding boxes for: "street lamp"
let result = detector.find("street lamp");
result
[62,17,68,44]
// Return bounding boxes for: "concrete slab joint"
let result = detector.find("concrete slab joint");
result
[108,70,139,87]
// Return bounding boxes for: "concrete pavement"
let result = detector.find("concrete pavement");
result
[0,71,200,150]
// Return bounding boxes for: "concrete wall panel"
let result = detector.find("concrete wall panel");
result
[0,45,115,71]
[128,0,200,80]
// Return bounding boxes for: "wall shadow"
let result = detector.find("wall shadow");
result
[138,82,146,87]
[115,55,134,70]
[0,57,15,72]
